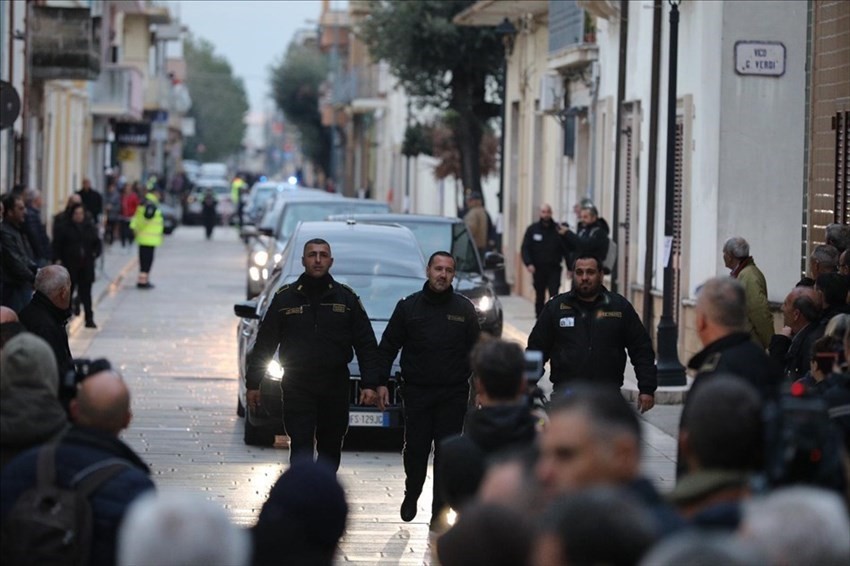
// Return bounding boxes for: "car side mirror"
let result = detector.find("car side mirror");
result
[240,225,258,239]
[483,251,505,269]
[234,300,259,319]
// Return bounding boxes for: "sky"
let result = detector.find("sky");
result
[168,0,338,114]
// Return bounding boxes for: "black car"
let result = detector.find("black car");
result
[327,213,504,336]
[233,220,426,446]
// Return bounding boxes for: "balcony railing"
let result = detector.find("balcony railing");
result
[90,66,143,119]
[144,75,171,110]
[331,66,384,110]
[30,6,100,81]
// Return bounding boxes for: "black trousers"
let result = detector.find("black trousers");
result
[533,267,561,317]
[139,245,155,274]
[401,382,469,519]
[282,381,349,471]
[70,270,94,322]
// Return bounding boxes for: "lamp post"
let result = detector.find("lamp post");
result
[656,0,686,386]
[492,17,517,296]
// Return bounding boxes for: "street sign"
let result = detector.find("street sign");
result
[735,41,786,77]
[114,122,151,147]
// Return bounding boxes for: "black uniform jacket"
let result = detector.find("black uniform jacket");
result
[246,273,379,394]
[768,321,824,381]
[18,291,73,388]
[527,288,658,395]
[520,220,568,270]
[687,331,782,401]
[377,283,480,388]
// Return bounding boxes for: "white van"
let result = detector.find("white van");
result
[199,162,228,181]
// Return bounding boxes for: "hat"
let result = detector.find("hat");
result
[255,459,348,549]
[0,332,59,395]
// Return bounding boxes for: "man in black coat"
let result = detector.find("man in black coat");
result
[18,265,74,401]
[77,177,104,224]
[0,194,36,312]
[563,204,610,267]
[22,189,51,267]
[438,338,537,511]
[246,238,380,472]
[520,204,569,317]
[527,255,657,413]
[1,369,155,566]
[769,285,823,381]
[364,251,480,532]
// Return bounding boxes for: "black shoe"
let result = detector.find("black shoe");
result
[136,282,155,289]
[400,492,418,522]
[85,320,97,329]
[72,301,81,316]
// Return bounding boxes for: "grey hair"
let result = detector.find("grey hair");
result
[825,223,850,253]
[825,313,850,341]
[34,265,70,298]
[23,188,40,204]
[723,237,750,259]
[640,531,765,566]
[811,244,839,271]
[696,277,747,330]
[118,490,250,566]
[741,487,850,566]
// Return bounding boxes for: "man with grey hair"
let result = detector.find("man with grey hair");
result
[18,265,73,393]
[739,486,850,566]
[722,237,774,348]
[810,243,839,280]
[118,491,249,566]
[825,223,850,254]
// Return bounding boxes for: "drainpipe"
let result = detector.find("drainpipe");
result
[610,0,628,293]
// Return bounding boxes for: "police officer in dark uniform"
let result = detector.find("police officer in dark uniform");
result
[246,238,379,472]
[527,254,657,413]
[362,251,480,532]
[521,204,569,317]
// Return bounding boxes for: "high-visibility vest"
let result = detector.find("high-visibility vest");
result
[130,193,164,247]
[231,178,246,203]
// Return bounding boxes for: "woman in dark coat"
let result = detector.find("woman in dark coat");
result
[53,203,102,328]
[201,189,218,240]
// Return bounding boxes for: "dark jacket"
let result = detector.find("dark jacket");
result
[527,288,657,395]
[438,404,537,509]
[768,322,824,381]
[687,332,782,402]
[24,205,51,264]
[520,220,567,270]
[19,291,74,390]
[377,283,480,388]
[77,188,104,223]
[819,303,850,330]
[0,221,36,286]
[53,219,102,281]
[246,273,379,394]
[0,426,155,566]
[564,218,610,265]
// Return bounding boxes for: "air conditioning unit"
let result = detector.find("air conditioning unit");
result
[540,74,565,115]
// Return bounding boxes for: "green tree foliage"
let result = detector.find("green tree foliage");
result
[183,36,248,161]
[359,0,503,195]
[270,43,330,177]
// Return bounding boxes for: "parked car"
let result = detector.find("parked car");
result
[327,213,504,336]
[199,162,228,181]
[233,220,426,446]
[182,178,234,225]
[245,197,390,298]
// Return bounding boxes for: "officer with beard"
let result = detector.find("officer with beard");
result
[527,254,657,413]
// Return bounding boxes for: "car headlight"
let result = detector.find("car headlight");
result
[266,359,284,380]
[273,253,282,265]
[476,295,494,312]
[249,266,261,282]
[252,250,269,266]
[261,268,269,281]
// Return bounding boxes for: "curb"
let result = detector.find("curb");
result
[68,255,138,337]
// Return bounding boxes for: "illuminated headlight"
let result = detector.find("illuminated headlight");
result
[446,508,457,527]
[273,253,282,265]
[249,266,260,282]
[475,295,494,312]
[252,250,269,266]
[266,359,284,380]
[261,268,269,281]
[288,176,297,185]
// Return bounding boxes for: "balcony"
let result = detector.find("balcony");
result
[144,75,171,111]
[331,66,385,112]
[30,6,100,81]
[547,1,598,72]
[90,66,143,120]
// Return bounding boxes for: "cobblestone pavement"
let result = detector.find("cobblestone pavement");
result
[69,227,679,564]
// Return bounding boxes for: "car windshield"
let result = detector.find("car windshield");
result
[389,221,482,275]
[250,186,277,208]
[197,184,229,197]
[278,201,389,240]
[334,275,422,320]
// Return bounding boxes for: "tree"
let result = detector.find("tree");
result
[430,112,498,181]
[270,43,330,179]
[359,0,503,196]
[183,36,248,162]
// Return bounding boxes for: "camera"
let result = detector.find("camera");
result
[61,358,112,398]
[524,350,543,385]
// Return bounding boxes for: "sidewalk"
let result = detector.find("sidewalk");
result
[499,294,692,404]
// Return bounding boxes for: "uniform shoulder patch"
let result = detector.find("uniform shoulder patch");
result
[275,284,291,295]
[338,283,357,295]
[699,352,722,374]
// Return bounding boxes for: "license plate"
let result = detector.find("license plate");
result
[349,411,388,427]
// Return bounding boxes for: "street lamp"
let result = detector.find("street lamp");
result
[492,17,517,296]
[656,0,686,386]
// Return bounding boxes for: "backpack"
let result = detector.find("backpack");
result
[1,443,128,566]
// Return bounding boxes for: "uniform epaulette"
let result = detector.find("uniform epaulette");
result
[275,284,291,295]
[339,283,357,295]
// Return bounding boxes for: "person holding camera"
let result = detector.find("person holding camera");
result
[437,338,538,513]
[520,204,570,317]
[527,254,657,414]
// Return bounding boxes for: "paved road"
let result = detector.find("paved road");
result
[69,226,679,564]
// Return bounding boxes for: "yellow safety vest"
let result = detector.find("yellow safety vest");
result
[130,194,164,247]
